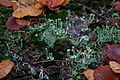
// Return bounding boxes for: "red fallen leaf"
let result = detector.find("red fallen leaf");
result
[47,0,64,11]
[94,65,120,80]
[112,2,120,12]
[106,45,120,63]
[6,17,31,30]
[115,5,120,12]
[6,17,22,30]
[112,2,120,6]
[47,0,64,8]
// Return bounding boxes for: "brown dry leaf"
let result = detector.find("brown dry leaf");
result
[83,69,95,80]
[18,0,35,5]
[16,18,31,26]
[28,6,43,17]
[0,0,17,7]
[48,0,64,8]
[109,61,120,74]
[62,0,70,6]
[6,17,23,30]
[0,60,14,79]
[38,0,48,6]
[47,0,64,11]
[102,45,120,63]
[94,65,120,80]
[31,2,43,9]
[6,17,30,30]
[12,5,43,18]
[12,5,28,18]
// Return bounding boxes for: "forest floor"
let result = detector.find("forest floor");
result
[0,0,120,80]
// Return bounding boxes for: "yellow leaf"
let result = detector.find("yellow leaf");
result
[12,5,43,18]
[83,69,95,80]
[0,60,14,79]
[109,61,120,74]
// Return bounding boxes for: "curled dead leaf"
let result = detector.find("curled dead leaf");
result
[31,2,43,9]
[0,0,17,7]
[94,65,119,80]
[83,69,95,80]
[6,17,23,30]
[106,45,120,63]
[109,61,120,74]
[112,2,120,12]
[6,17,31,30]
[102,45,120,63]
[38,0,70,11]
[16,18,31,26]
[115,5,120,12]
[0,60,14,79]
[12,5,43,18]
[47,0,64,8]
[18,0,35,5]
[112,2,120,6]
[38,0,48,6]
[62,0,70,6]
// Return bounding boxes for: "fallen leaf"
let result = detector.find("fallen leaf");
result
[46,0,70,11]
[0,0,16,7]
[112,2,120,6]
[109,61,120,74]
[94,65,119,80]
[0,60,14,79]
[6,17,30,30]
[16,18,31,26]
[12,5,29,18]
[18,0,35,5]
[12,5,43,18]
[115,5,120,12]
[47,0,64,8]
[31,2,43,9]
[62,0,70,6]
[112,2,120,12]
[38,0,48,6]
[6,17,23,30]
[106,45,120,63]
[83,69,95,80]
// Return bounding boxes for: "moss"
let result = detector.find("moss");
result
[29,31,48,49]
[0,6,12,25]
[44,9,68,21]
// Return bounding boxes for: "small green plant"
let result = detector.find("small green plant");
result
[28,17,68,47]
[94,26,120,47]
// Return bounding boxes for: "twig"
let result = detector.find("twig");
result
[72,1,118,24]
[33,60,66,64]
[55,62,70,78]
[28,52,38,61]
[13,76,32,80]
[4,29,8,33]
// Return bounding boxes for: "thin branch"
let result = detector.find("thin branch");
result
[71,1,118,24]
[33,60,66,64]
